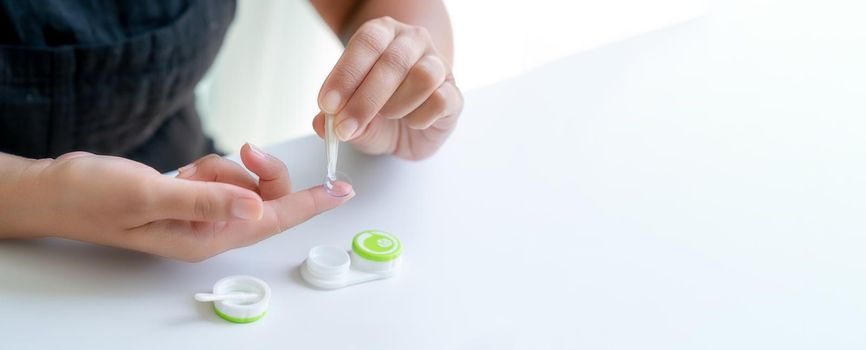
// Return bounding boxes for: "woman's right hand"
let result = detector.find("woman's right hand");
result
[0,144,353,261]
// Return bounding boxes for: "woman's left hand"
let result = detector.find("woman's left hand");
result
[312,16,463,161]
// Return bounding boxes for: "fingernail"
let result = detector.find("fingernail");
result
[336,119,359,141]
[326,181,355,198]
[248,143,269,159]
[177,163,197,178]
[321,90,342,114]
[231,198,262,220]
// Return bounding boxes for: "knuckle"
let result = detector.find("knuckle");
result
[414,70,439,90]
[304,191,324,221]
[55,151,92,161]
[30,157,54,170]
[345,92,380,117]
[334,63,366,88]
[200,153,221,164]
[270,201,288,234]
[429,87,449,113]
[193,189,214,221]
[406,116,426,129]
[380,47,414,73]
[375,16,396,25]
[408,25,430,41]
[361,93,380,112]
[354,23,390,55]
[413,56,446,88]
[419,27,432,42]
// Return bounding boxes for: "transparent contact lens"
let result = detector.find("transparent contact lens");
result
[324,113,352,197]
[324,171,352,197]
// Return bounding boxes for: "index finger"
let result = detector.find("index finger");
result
[216,182,355,248]
[317,18,397,115]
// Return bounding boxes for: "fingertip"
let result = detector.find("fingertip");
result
[320,90,343,114]
[336,118,360,141]
[325,181,354,198]
[240,142,276,172]
[245,142,268,160]
[312,113,325,139]
[309,182,354,213]
[176,162,197,178]
[239,143,253,165]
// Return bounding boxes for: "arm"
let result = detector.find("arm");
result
[311,0,454,63]
[0,153,49,237]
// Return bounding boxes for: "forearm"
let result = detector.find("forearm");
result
[311,0,454,64]
[0,153,46,238]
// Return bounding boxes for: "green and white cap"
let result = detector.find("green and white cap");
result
[301,230,402,290]
[195,275,271,324]
[352,230,402,262]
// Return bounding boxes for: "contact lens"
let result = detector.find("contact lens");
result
[324,171,352,197]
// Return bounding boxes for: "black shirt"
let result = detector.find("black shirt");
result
[0,0,236,172]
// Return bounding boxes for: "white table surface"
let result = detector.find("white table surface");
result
[2,2,865,349]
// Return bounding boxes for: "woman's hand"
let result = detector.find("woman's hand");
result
[7,144,352,261]
[313,16,463,160]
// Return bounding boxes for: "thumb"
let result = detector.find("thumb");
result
[150,177,264,222]
[312,112,326,139]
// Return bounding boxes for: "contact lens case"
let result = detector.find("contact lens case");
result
[194,275,271,323]
[301,230,401,289]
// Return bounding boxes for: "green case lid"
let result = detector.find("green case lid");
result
[352,230,402,262]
